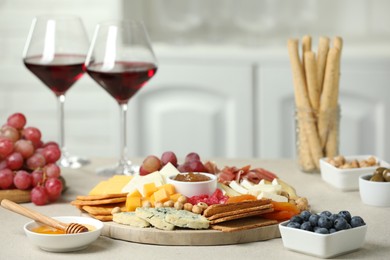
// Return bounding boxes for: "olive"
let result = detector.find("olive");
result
[382,169,390,182]
[370,172,385,182]
[374,167,387,175]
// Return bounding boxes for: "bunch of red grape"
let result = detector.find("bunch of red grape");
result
[140,151,208,176]
[0,113,63,205]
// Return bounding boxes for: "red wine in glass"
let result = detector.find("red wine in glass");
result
[24,54,86,96]
[87,61,157,104]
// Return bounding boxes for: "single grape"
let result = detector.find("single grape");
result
[31,169,44,187]
[0,125,20,142]
[0,138,14,158]
[22,127,42,146]
[42,146,61,164]
[142,155,162,173]
[42,141,60,149]
[139,165,150,176]
[185,152,201,163]
[7,113,26,130]
[177,163,191,173]
[31,186,48,206]
[45,178,63,202]
[161,151,178,166]
[188,160,207,172]
[0,168,14,189]
[44,163,61,179]
[6,152,24,170]
[13,170,32,190]
[26,153,46,170]
[0,160,8,170]
[14,139,35,159]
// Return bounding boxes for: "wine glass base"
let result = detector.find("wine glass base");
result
[60,156,90,169]
[96,163,140,176]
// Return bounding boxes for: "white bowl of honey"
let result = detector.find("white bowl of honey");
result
[23,216,103,252]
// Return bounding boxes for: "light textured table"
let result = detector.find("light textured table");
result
[1,158,389,260]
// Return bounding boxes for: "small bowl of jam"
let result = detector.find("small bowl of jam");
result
[23,216,103,252]
[167,172,217,197]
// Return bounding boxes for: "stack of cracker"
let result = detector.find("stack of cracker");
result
[71,193,127,221]
[288,35,343,172]
[203,199,277,232]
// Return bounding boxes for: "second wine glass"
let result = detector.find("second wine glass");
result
[23,15,90,169]
[85,20,158,175]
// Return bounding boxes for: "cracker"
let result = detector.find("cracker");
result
[71,197,126,206]
[209,208,274,224]
[210,217,277,232]
[82,203,126,216]
[203,199,271,217]
[88,214,113,222]
[207,204,273,220]
[76,193,127,201]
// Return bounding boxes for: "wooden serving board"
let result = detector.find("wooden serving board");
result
[0,189,31,203]
[100,219,281,246]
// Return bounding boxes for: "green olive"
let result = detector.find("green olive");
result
[370,172,385,182]
[374,167,387,175]
[382,169,390,182]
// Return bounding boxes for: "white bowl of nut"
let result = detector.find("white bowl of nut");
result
[167,172,217,198]
[320,155,389,191]
[359,169,390,207]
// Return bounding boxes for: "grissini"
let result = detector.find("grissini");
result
[316,36,330,93]
[288,39,323,170]
[318,47,340,149]
[304,51,320,113]
[325,37,343,157]
[301,35,312,75]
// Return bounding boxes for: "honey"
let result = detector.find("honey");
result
[32,224,95,234]
[173,172,211,182]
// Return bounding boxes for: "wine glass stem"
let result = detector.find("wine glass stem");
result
[119,103,128,165]
[57,94,67,157]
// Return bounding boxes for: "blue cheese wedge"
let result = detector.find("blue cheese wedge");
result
[164,209,209,229]
[135,207,175,230]
[113,212,151,228]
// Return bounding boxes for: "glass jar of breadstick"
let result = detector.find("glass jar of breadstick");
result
[295,105,340,173]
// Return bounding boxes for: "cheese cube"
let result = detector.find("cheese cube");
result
[154,188,170,203]
[160,184,176,195]
[143,182,158,197]
[127,189,142,198]
[170,193,181,202]
[126,197,142,211]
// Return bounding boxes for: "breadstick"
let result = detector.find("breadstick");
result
[288,39,323,169]
[318,47,340,149]
[316,36,330,93]
[304,51,320,113]
[301,35,312,76]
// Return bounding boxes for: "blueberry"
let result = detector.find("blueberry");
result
[350,216,366,228]
[300,221,313,231]
[313,226,321,232]
[300,210,312,221]
[329,228,337,234]
[334,217,348,230]
[309,214,320,227]
[338,210,352,223]
[287,221,301,229]
[290,215,304,224]
[318,216,333,229]
[346,223,352,229]
[315,227,330,234]
[320,211,332,218]
[329,213,339,223]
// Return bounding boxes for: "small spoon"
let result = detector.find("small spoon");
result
[1,199,88,234]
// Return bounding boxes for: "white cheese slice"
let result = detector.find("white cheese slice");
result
[159,162,181,183]
[121,171,164,196]
[229,180,248,194]
[257,191,288,202]
[240,179,255,190]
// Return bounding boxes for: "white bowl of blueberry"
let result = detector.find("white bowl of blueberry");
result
[279,210,367,258]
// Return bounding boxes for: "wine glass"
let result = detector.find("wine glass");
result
[85,20,158,176]
[23,15,90,169]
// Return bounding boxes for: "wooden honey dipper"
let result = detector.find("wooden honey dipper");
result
[1,199,88,234]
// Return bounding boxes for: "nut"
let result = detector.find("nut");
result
[155,202,163,208]
[183,203,193,211]
[163,200,174,208]
[192,205,203,214]
[174,201,184,210]
[196,202,208,210]
[177,195,187,204]
[142,201,152,208]
[111,207,122,214]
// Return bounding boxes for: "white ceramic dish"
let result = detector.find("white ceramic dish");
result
[359,174,390,207]
[279,220,367,258]
[167,172,217,197]
[24,216,103,252]
[320,155,388,191]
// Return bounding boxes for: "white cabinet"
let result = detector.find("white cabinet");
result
[128,60,254,158]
